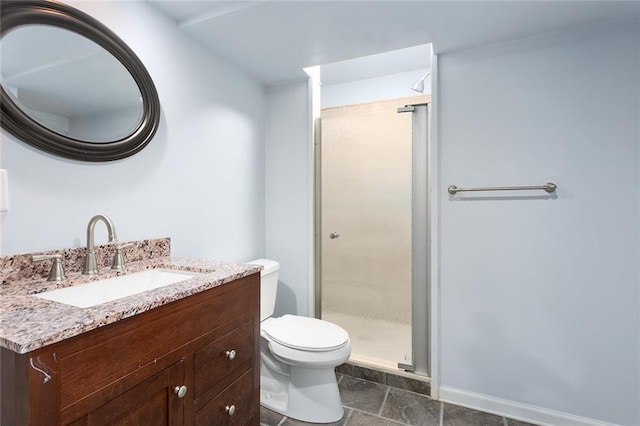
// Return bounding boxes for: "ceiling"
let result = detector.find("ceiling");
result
[319,44,430,86]
[148,1,640,86]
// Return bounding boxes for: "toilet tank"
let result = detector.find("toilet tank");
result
[249,259,280,321]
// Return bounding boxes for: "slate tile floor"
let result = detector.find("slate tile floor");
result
[260,375,536,426]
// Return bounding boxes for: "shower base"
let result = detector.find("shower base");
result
[322,310,411,371]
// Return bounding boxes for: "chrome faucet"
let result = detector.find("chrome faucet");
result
[83,214,118,275]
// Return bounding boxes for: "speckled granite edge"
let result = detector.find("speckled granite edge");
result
[0,249,262,354]
[1,237,171,285]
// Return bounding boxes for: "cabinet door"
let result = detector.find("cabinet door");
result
[69,360,185,426]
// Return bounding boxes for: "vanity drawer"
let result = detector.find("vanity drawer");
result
[194,319,254,407]
[194,368,254,426]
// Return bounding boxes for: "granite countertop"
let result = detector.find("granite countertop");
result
[0,239,261,354]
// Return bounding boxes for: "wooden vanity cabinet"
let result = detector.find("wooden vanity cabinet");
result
[0,273,260,426]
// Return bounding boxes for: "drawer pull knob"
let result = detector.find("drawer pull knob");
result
[225,405,236,416]
[225,349,237,360]
[174,385,188,399]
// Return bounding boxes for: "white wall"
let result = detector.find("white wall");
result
[0,1,266,261]
[264,81,312,317]
[321,69,431,109]
[438,19,639,425]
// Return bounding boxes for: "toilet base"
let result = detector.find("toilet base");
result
[260,365,344,423]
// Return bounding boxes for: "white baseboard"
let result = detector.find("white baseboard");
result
[439,386,614,426]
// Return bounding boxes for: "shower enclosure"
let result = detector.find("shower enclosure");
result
[316,96,429,375]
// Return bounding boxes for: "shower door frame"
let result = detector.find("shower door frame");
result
[409,103,430,377]
[313,100,431,378]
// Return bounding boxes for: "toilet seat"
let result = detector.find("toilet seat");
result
[262,315,349,352]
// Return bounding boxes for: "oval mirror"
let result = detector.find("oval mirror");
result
[0,0,160,162]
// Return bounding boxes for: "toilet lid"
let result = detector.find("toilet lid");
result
[262,315,349,352]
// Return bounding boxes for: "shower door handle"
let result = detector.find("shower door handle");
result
[329,232,340,239]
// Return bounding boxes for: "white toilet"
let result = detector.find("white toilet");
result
[250,259,351,424]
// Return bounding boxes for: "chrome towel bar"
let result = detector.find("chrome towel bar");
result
[448,182,557,194]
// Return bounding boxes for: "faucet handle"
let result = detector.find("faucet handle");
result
[31,254,67,282]
[111,243,134,270]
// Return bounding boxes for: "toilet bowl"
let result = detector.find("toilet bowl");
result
[250,259,351,424]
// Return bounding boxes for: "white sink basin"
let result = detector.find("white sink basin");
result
[34,268,200,308]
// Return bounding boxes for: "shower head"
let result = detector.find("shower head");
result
[411,71,431,93]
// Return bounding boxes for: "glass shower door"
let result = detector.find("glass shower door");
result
[319,97,419,370]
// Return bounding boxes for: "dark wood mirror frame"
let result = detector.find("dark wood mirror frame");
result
[0,0,161,162]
